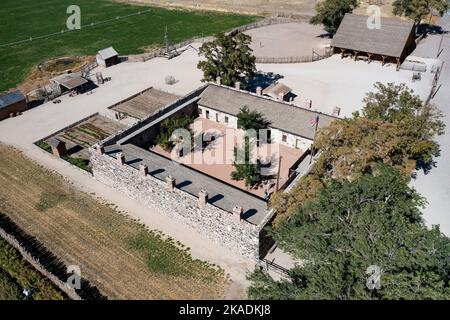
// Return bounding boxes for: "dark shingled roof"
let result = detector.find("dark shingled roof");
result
[331,13,415,58]
[0,90,25,110]
[48,137,64,148]
[198,84,337,140]
[262,82,292,98]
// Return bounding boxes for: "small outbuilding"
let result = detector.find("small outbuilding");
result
[262,83,293,101]
[51,72,88,93]
[96,47,119,67]
[48,138,67,158]
[0,90,27,121]
[331,13,416,69]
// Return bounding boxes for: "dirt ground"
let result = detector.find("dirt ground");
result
[18,56,94,99]
[0,144,227,299]
[246,22,331,58]
[117,0,396,17]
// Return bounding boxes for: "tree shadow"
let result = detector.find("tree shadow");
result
[247,72,284,92]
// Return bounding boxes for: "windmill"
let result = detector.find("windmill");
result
[162,26,179,59]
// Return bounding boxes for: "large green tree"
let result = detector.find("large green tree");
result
[270,83,444,225]
[197,32,256,87]
[249,166,450,300]
[310,0,359,34]
[231,106,271,187]
[393,0,449,23]
[360,82,445,170]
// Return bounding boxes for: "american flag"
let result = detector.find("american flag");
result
[309,115,319,127]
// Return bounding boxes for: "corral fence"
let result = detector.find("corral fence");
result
[81,60,99,79]
[255,49,332,64]
[128,16,307,62]
[425,61,444,106]
[400,60,427,72]
[0,212,106,300]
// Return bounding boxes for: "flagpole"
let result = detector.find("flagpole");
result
[309,116,319,165]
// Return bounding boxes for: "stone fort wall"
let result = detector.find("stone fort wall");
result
[90,149,261,260]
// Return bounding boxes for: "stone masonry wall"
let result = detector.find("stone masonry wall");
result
[90,150,260,260]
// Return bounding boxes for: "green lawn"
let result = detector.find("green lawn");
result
[0,0,260,93]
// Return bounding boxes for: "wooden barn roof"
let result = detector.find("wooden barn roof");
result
[331,13,415,58]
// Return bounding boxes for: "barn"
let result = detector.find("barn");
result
[96,47,119,67]
[0,90,27,121]
[331,13,416,70]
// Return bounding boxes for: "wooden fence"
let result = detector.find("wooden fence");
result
[0,212,106,300]
[129,17,305,62]
[256,49,332,64]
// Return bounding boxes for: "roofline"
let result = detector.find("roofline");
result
[198,103,321,141]
[342,13,415,26]
[206,82,340,121]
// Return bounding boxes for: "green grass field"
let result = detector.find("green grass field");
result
[0,0,260,93]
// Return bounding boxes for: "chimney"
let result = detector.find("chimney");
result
[278,92,285,101]
[116,152,125,166]
[95,144,105,155]
[198,190,208,208]
[232,206,243,222]
[166,175,176,192]
[216,76,221,85]
[256,86,262,96]
[235,81,241,91]
[139,164,148,176]
[332,106,341,116]
[51,140,67,158]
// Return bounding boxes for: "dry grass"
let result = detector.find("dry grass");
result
[117,0,396,18]
[0,144,228,299]
[18,56,94,97]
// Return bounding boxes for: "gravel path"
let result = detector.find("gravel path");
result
[410,14,450,236]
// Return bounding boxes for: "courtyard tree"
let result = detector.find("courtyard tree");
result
[197,32,256,87]
[236,106,271,133]
[393,0,449,23]
[310,0,359,34]
[231,106,271,187]
[231,136,262,188]
[155,115,194,152]
[249,165,450,300]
